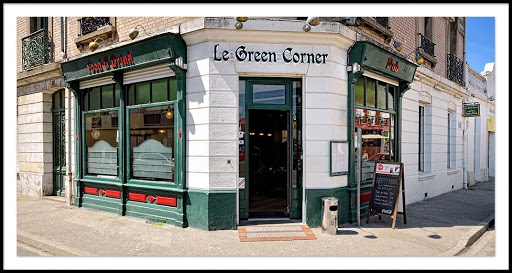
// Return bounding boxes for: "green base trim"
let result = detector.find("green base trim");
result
[125,201,185,227]
[185,189,237,231]
[305,187,350,228]
[81,195,123,215]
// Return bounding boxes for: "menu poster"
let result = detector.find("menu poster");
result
[366,161,407,229]
[330,141,349,176]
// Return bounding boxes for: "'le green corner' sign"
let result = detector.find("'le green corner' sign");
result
[463,103,480,117]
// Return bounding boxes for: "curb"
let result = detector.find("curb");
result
[17,231,91,256]
[442,213,495,256]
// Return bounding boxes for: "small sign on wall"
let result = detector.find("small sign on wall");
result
[330,141,349,176]
[238,178,245,189]
[463,103,480,117]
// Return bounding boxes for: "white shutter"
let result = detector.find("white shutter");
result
[123,63,176,85]
[362,70,399,86]
[79,76,115,89]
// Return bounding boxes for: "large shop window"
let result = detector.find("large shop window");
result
[83,83,121,178]
[128,77,177,183]
[354,76,396,182]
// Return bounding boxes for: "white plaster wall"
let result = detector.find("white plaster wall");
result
[401,78,465,204]
[183,31,353,191]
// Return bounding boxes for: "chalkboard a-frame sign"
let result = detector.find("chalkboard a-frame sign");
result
[366,161,407,229]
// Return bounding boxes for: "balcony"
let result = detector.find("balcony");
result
[21,29,52,70]
[78,17,111,36]
[447,54,464,86]
[418,33,437,67]
[74,17,116,50]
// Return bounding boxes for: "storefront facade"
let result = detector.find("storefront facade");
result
[18,17,491,231]
[61,33,188,226]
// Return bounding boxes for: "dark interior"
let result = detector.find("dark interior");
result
[248,109,289,218]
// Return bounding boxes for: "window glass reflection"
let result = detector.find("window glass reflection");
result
[129,105,175,182]
[253,84,286,104]
[355,108,393,181]
[85,111,119,177]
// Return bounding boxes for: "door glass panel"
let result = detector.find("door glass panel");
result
[136,81,150,104]
[366,78,376,108]
[130,105,174,182]
[292,80,302,189]
[252,84,286,104]
[377,82,387,109]
[355,77,364,106]
[239,80,246,180]
[388,86,395,110]
[89,87,100,110]
[152,78,168,103]
[169,78,178,101]
[102,84,113,108]
[114,83,121,107]
[85,111,119,177]
[356,108,392,181]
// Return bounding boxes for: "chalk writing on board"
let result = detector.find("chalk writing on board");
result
[369,174,400,215]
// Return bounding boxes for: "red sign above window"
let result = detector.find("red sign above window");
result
[385,57,399,73]
[86,51,135,74]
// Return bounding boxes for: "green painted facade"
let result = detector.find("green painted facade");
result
[185,189,237,230]
[305,187,349,227]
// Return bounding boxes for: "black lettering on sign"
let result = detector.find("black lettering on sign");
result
[369,174,401,215]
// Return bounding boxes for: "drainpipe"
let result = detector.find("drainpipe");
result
[462,18,468,189]
[62,17,73,205]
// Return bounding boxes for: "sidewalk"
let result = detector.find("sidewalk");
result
[16,178,494,257]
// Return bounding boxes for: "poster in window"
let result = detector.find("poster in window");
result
[330,141,349,176]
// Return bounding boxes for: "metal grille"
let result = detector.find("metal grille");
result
[78,17,110,36]
[447,53,464,86]
[246,226,303,232]
[247,232,307,238]
[21,29,52,70]
[419,33,435,57]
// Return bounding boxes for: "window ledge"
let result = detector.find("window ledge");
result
[359,17,394,41]
[418,172,436,181]
[74,25,116,51]
[418,48,437,67]
[447,169,460,175]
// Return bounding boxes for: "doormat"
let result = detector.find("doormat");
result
[237,225,317,242]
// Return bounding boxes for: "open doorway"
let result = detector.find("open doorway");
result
[248,109,289,218]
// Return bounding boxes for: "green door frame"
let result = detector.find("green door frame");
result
[241,77,301,219]
[52,89,66,196]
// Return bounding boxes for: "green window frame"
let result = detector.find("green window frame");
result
[125,76,182,190]
[354,76,396,112]
[354,76,398,184]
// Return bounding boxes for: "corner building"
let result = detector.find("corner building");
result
[17,17,494,230]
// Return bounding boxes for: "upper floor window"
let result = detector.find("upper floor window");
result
[22,17,52,70]
[30,17,48,33]
[78,17,111,36]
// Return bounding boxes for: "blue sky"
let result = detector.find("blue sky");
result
[466,17,495,73]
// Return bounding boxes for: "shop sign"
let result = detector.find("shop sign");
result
[463,103,480,117]
[349,41,417,83]
[62,33,186,82]
[86,51,135,75]
[213,44,328,64]
[488,116,495,132]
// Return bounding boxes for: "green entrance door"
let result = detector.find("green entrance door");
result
[239,78,303,220]
[52,89,66,196]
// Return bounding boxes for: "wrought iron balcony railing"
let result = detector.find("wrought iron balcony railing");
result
[373,17,389,28]
[447,53,464,86]
[78,17,111,36]
[419,33,435,57]
[21,29,52,70]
